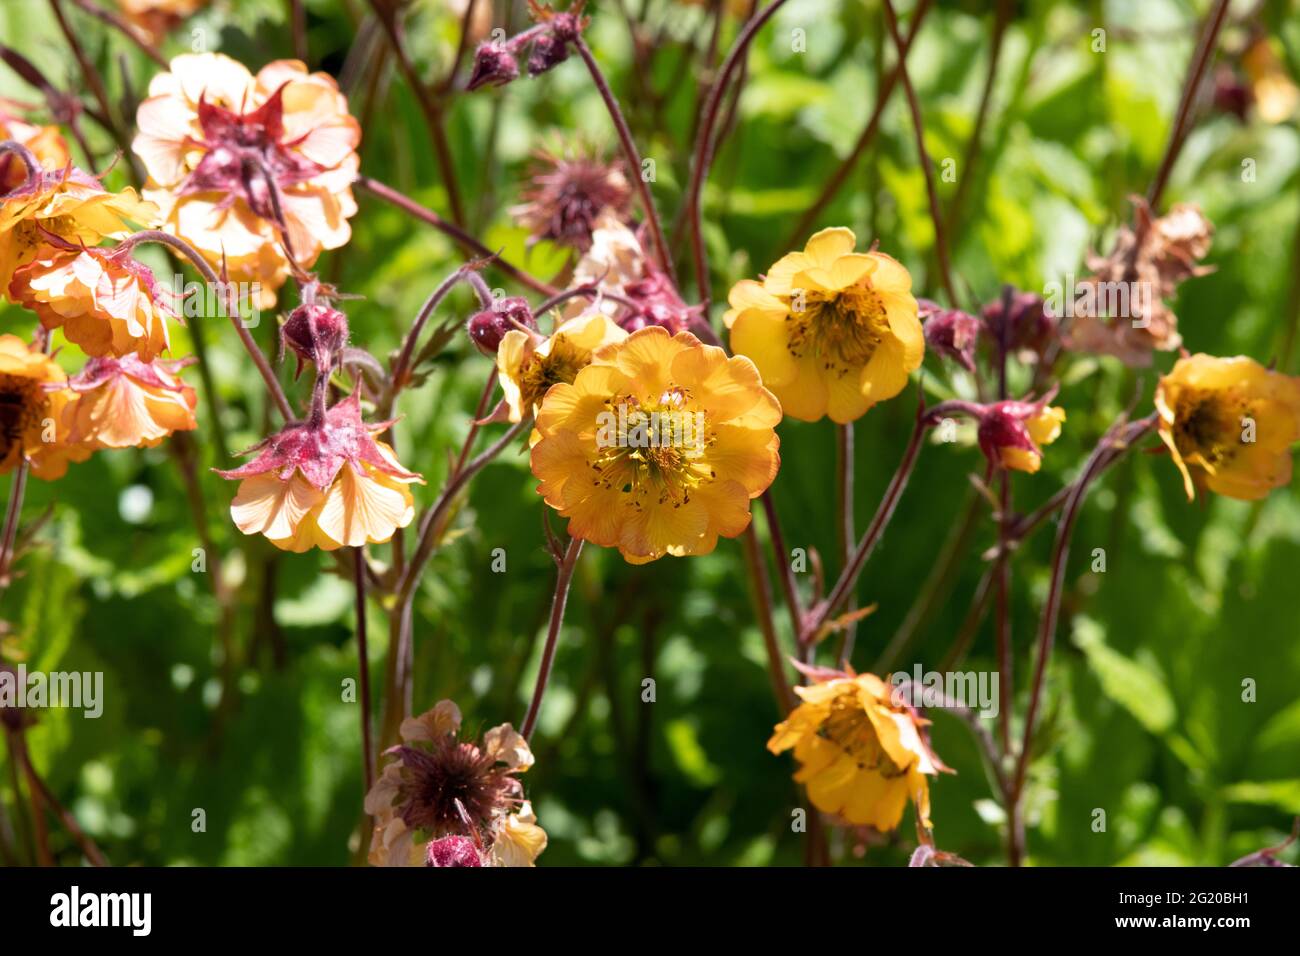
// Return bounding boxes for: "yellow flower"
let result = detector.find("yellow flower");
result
[1243,36,1298,124]
[768,671,947,831]
[531,326,781,563]
[365,700,545,868]
[132,53,361,307]
[64,356,197,449]
[0,168,156,291]
[977,400,1066,474]
[1155,353,1300,501]
[219,395,424,552]
[724,227,923,423]
[9,245,175,361]
[497,311,627,422]
[0,334,88,480]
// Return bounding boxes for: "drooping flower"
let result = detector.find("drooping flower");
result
[0,101,70,192]
[218,393,423,551]
[768,669,949,832]
[63,355,197,449]
[0,334,88,480]
[976,399,1066,474]
[0,166,156,291]
[365,700,547,868]
[531,326,781,563]
[9,243,176,361]
[724,227,923,423]
[115,0,209,45]
[497,310,627,422]
[1067,199,1213,366]
[1155,353,1300,501]
[562,210,701,334]
[511,146,631,252]
[132,53,361,307]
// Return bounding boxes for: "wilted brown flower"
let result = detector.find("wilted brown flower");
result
[511,146,631,252]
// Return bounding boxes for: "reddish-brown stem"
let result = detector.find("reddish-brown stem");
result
[11,730,107,865]
[356,176,558,296]
[760,493,803,648]
[119,230,296,421]
[1146,0,1231,210]
[834,422,859,666]
[353,547,375,796]
[740,524,796,713]
[521,536,585,739]
[882,0,956,305]
[574,37,674,283]
[288,0,308,62]
[388,264,489,402]
[69,0,168,67]
[785,0,931,247]
[686,0,790,308]
[367,0,466,226]
[803,402,930,642]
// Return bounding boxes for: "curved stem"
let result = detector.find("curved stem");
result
[354,547,375,796]
[356,176,558,296]
[882,0,956,305]
[118,230,296,421]
[740,523,796,713]
[686,0,790,308]
[388,264,481,398]
[521,536,584,739]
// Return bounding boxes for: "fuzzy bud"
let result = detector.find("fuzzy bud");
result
[981,291,1055,357]
[467,297,536,355]
[281,301,349,379]
[527,31,571,76]
[920,300,980,372]
[426,835,484,867]
[467,42,520,91]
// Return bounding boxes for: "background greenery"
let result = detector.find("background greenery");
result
[1,0,1298,866]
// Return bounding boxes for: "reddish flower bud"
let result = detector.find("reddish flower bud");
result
[425,835,484,867]
[920,299,980,371]
[467,297,536,356]
[619,269,700,335]
[281,300,349,379]
[467,42,519,91]
[981,291,1055,357]
[975,399,1066,474]
[527,31,571,76]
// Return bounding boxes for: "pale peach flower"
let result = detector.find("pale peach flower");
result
[63,355,197,449]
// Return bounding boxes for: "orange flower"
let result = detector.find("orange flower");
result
[768,669,949,831]
[63,355,197,449]
[0,100,70,192]
[218,395,423,552]
[0,166,156,291]
[132,53,361,307]
[1155,353,1300,500]
[531,326,781,563]
[9,244,176,361]
[724,227,923,423]
[0,334,88,480]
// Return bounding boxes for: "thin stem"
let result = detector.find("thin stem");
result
[785,0,931,248]
[882,0,956,305]
[68,0,168,67]
[368,0,466,226]
[354,547,375,795]
[760,493,803,647]
[803,402,930,642]
[834,422,858,666]
[686,0,790,308]
[1008,413,1158,863]
[1146,0,1231,210]
[740,523,796,713]
[356,176,557,296]
[288,0,308,62]
[15,734,108,866]
[438,0,479,94]
[0,465,29,595]
[574,37,674,283]
[521,536,585,739]
[119,230,296,421]
[388,264,483,398]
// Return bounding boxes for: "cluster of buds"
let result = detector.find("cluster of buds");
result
[466,1,590,91]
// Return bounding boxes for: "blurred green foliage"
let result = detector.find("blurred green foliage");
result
[1,0,1298,867]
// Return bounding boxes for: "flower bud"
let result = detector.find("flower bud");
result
[426,835,484,867]
[527,31,571,76]
[981,291,1054,356]
[467,297,536,356]
[920,299,980,371]
[467,41,519,91]
[976,400,1066,474]
[281,301,349,378]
